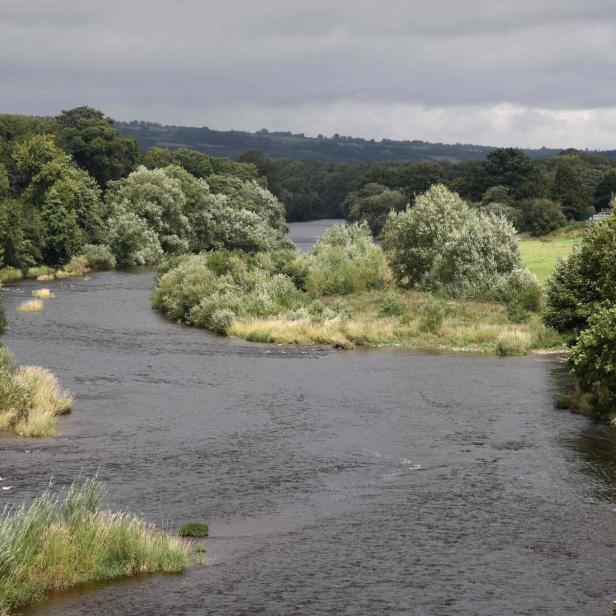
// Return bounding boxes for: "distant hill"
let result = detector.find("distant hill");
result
[116,120,598,164]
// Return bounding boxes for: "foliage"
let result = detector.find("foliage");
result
[521,198,567,236]
[305,223,389,296]
[178,523,209,538]
[342,183,407,236]
[418,296,448,334]
[379,292,407,317]
[382,185,524,300]
[569,305,616,417]
[151,252,304,333]
[80,244,117,270]
[544,212,616,332]
[56,106,139,187]
[0,477,189,614]
[0,363,72,436]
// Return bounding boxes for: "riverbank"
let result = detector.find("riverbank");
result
[227,288,565,354]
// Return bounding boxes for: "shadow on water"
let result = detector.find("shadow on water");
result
[1,223,616,614]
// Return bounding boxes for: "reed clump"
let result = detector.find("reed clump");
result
[16,299,43,313]
[0,477,190,614]
[31,289,54,300]
[0,358,73,437]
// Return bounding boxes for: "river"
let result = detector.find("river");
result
[1,221,616,615]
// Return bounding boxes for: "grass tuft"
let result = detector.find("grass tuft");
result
[0,366,73,437]
[31,289,55,300]
[16,299,44,313]
[0,477,190,614]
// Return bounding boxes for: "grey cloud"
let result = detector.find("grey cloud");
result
[1,0,615,147]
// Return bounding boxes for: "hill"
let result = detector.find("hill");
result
[116,120,579,164]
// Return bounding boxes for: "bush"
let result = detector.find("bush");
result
[178,522,209,537]
[418,296,448,334]
[152,252,304,333]
[80,244,117,270]
[521,198,567,236]
[569,304,616,417]
[0,267,23,283]
[382,185,524,300]
[25,266,55,279]
[0,477,189,614]
[305,223,388,296]
[379,292,407,317]
[497,269,543,322]
[544,211,616,333]
[210,309,236,335]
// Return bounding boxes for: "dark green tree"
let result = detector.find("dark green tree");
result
[551,163,587,218]
[56,107,139,187]
[594,169,616,211]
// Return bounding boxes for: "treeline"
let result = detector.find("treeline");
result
[116,119,576,164]
[239,147,616,231]
[0,107,286,271]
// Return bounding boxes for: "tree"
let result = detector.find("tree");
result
[105,166,190,254]
[551,163,587,218]
[342,183,407,235]
[482,148,544,200]
[381,184,525,299]
[544,211,616,332]
[521,198,567,236]
[594,169,616,211]
[56,107,139,187]
[569,305,616,416]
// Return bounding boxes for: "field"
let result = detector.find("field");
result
[519,232,583,284]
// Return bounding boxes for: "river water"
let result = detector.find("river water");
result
[1,222,616,615]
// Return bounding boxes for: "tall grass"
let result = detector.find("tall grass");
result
[16,300,43,313]
[0,365,73,437]
[0,477,189,614]
[0,268,23,284]
[31,289,54,300]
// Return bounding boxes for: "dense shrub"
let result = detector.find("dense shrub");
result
[379,292,407,317]
[544,212,616,333]
[569,305,616,418]
[305,223,388,296]
[80,244,117,270]
[521,198,567,236]
[342,183,407,236]
[382,185,524,300]
[152,252,304,334]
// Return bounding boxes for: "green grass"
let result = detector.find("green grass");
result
[0,477,189,614]
[519,233,583,285]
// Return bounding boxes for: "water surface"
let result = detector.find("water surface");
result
[1,225,616,615]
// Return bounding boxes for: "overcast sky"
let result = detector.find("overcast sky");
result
[2,0,616,148]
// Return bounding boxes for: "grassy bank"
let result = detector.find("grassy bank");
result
[228,289,564,354]
[519,228,584,284]
[0,349,73,437]
[0,477,189,614]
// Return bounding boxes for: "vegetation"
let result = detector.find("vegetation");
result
[152,187,560,355]
[0,477,189,614]
[16,299,44,313]
[381,185,537,301]
[179,523,209,538]
[0,347,72,437]
[31,289,54,299]
[544,211,616,418]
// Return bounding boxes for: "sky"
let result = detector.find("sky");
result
[1,0,616,148]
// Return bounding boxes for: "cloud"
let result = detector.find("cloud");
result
[1,0,615,147]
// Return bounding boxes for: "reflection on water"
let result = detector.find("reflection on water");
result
[0,225,615,614]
